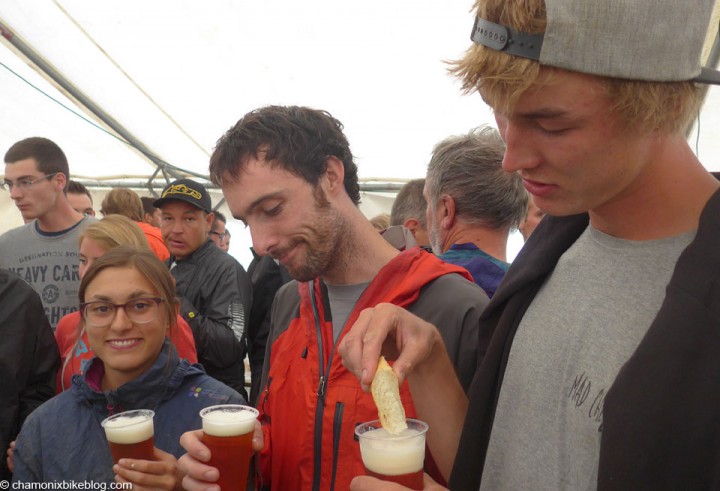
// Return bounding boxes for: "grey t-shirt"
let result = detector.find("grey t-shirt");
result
[0,217,95,330]
[480,225,694,491]
[326,281,370,341]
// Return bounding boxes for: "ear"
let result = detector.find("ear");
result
[204,211,215,232]
[403,218,420,234]
[55,172,68,192]
[322,156,346,197]
[439,195,456,231]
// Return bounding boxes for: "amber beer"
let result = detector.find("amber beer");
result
[101,409,155,463]
[355,419,429,490]
[200,405,259,491]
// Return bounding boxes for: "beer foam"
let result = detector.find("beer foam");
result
[202,409,257,437]
[103,414,154,444]
[359,428,425,475]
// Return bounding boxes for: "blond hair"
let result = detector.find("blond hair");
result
[79,214,149,251]
[451,0,700,133]
[101,188,144,221]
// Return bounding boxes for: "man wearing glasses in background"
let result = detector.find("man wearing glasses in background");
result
[208,210,229,251]
[0,137,96,331]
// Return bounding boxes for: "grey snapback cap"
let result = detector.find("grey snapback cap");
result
[471,0,720,84]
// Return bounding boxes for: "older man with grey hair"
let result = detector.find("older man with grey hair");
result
[390,178,431,248]
[424,126,527,298]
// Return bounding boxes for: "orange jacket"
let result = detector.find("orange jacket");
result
[136,221,170,261]
[257,248,479,490]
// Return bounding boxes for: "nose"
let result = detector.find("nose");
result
[168,219,184,235]
[250,223,280,257]
[109,306,133,332]
[9,185,24,200]
[496,115,540,174]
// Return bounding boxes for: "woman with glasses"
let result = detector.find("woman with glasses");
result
[54,215,198,392]
[11,246,246,486]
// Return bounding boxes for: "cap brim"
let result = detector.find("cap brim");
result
[153,196,209,213]
[693,66,720,85]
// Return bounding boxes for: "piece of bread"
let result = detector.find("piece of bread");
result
[371,356,408,434]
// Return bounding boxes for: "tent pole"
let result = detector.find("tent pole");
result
[0,17,184,182]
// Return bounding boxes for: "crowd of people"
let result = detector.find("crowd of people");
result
[2,0,720,489]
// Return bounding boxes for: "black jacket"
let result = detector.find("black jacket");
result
[0,270,59,480]
[246,251,291,405]
[450,187,720,490]
[169,240,252,398]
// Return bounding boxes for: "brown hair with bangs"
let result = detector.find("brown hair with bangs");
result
[79,246,178,332]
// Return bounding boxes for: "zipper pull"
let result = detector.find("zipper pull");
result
[317,376,327,399]
[260,377,272,423]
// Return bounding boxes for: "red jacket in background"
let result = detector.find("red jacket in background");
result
[136,221,170,261]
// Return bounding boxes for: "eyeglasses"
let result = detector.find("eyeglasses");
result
[209,231,227,240]
[80,297,163,327]
[1,172,59,191]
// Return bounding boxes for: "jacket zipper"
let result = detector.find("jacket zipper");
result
[310,284,350,491]
[261,377,272,423]
[330,402,345,491]
[311,286,326,491]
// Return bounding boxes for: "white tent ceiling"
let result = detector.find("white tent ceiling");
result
[0,0,499,184]
[1,1,719,266]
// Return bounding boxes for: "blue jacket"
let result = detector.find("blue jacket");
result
[13,340,245,483]
[439,243,509,298]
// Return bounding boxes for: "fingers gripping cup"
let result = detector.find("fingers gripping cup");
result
[101,409,155,464]
[200,405,259,491]
[355,419,429,490]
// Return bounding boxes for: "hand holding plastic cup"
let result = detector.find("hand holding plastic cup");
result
[355,418,429,490]
[101,409,155,464]
[200,404,259,491]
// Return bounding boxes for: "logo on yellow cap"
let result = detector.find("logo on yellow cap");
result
[162,184,202,200]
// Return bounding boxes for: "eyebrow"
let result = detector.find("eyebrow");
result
[4,174,40,182]
[86,290,156,302]
[162,209,201,217]
[515,108,572,120]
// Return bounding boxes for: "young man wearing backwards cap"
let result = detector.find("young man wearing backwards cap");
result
[340,0,720,490]
[154,178,252,399]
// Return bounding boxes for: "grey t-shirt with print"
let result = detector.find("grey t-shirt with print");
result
[480,225,694,491]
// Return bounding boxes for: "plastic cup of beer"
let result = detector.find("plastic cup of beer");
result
[101,409,155,464]
[200,404,259,491]
[355,418,428,490]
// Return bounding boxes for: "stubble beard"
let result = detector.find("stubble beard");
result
[288,209,351,282]
[286,187,353,282]
[427,218,444,255]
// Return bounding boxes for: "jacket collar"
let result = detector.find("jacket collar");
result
[73,339,204,414]
[491,182,720,310]
[170,239,215,264]
[487,213,589,310]
[668,185,720,309]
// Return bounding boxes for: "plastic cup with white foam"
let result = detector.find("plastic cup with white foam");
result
[101,409,155,464]
[355,418,428,490]
[199,404,259,490]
